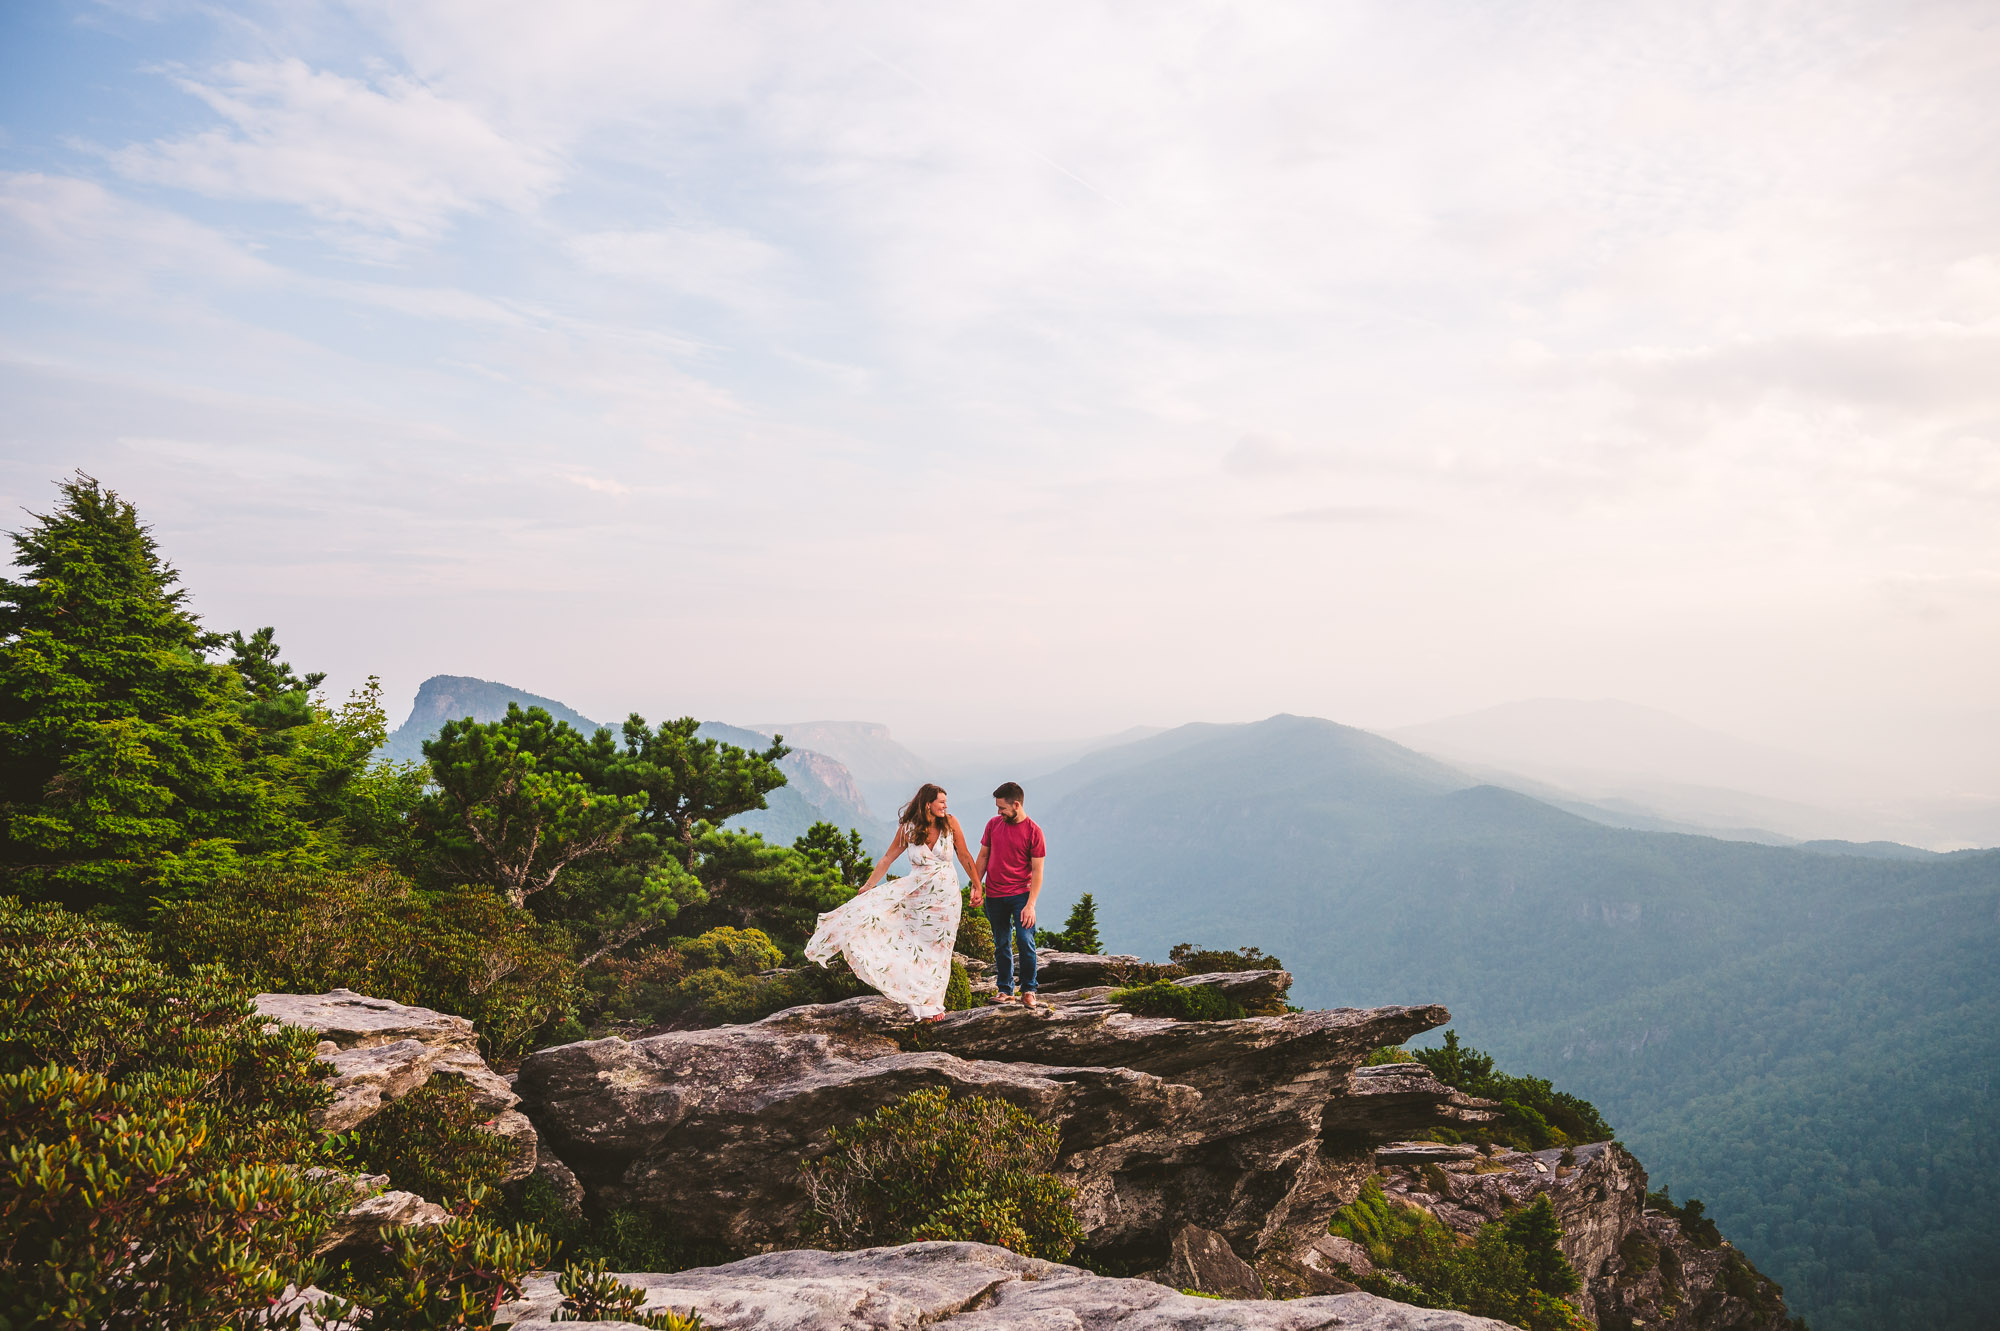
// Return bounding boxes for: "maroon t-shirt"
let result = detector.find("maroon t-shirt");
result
[980,816,1046,897]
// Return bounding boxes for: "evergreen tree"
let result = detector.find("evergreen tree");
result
[417,704,642,907]
[1501,1195,1580,1297]
[1050,893,1104,953]
[794,821,874,889]
[0,475,258,916]
[598,715,790,859]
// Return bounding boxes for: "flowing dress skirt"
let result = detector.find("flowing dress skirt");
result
[805,846,962,1019]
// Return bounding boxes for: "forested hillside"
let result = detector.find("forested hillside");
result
[1035,715,2000,1331]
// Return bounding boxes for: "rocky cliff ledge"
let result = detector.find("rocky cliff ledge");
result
[1369,1141,1794,1331]
[495,1240,1520,1330]
[515,964,1494,1268]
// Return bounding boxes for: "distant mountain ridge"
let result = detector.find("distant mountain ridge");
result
[377,676,889,845]
[1029,714,1999,1331]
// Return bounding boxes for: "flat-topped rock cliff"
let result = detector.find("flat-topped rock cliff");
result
[515,982,1495,1267]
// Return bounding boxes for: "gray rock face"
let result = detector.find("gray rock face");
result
[516,992,1491,1266]
[1378,1141,1795,1331]
[1165,1222,1267,1299]
[255,989,532,1179]
[496,1241,1520,1330]
[307,1171,451,1254]
[1031,951,1151,990]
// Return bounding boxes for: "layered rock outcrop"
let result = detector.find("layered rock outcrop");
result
[515,974,1497,1267]
[1374,1141,1794,1330]
[496,1240,1520,1330]
[253,989,541,1182]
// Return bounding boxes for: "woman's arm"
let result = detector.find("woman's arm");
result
[860,827,908,891]
[950,815,981,884]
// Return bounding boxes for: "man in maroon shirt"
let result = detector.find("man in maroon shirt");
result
[971,781,1047,1006]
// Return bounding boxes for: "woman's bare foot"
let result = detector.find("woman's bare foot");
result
[923,1012,951,1023]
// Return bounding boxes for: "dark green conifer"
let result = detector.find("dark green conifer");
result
[0,474,256,916]
[1053,892,1104,953]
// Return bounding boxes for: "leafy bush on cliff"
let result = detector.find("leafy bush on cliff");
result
[585,926,867,1029]
[1645,1186,1722,1248]
[553,1259,704,1329]
[1415,1031,1612,1151]
[1327,1178,1589,1331]
[334,1074,522,1215]
[1167,941,1282,973]
[154,868,581,1060]
[1,1063,347,1331]
[800,1087,1083,1260]
[1110,979,1247,1021]
[0,898,347,1329]
[323,1217,551,1331]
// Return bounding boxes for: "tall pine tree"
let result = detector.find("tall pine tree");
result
[0,475,258,916]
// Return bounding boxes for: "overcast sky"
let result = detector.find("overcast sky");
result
[2,1,1996,775]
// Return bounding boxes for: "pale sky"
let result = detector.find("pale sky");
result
[3,1,1997,774]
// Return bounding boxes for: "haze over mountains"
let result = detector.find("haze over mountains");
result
[1392,699,2000,851]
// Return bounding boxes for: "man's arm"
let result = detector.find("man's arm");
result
[1021,856,1045,930]
[972,840,990,906]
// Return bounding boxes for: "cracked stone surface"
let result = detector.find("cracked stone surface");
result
[515,992,1492,1263]
[495,1241,1519,1330]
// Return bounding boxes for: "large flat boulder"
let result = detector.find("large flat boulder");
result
[496,1241,1520,1330]
[515,993,1477,1265]
[255,989,533,1180]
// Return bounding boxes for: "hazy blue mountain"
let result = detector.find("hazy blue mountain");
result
[700,721,892,847]
[1033,714,2000,1331]
[743,721,932,825]
[377,676,886,846]
[379,675,607,763]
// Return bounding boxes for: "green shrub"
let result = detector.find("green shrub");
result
[799,1087,1082,1260]
[153,869,581,1059]
[945,960,974,1011]
[587,928,867,1030]
[1109,979,1246,1021]
[0,898,348,1330]
[1327,1180,1589,1331]
[1166,942,1283,973]
[1363,1045,1419,1065]
[674,925,783,973]
[554,1259,703,1328]
[0,898,329,1158]
[1645,1187,1723,1248]
[327,1217,550,1330]
[1,1064,346,1331]
[336,1074,522,1215]
[954,890,994,961]
[1415,1031,1613,1150]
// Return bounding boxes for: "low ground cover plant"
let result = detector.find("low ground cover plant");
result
[1109,979,1247,1021]
[799,1087,1083,1260]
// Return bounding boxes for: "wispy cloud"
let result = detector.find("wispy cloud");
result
[109,59,560,244]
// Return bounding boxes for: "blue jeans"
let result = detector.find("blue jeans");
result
[983,895,1038,994]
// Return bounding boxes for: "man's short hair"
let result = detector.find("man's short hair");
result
[992,781,1025,803]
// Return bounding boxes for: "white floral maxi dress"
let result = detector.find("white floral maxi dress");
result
[805,831,962,1019]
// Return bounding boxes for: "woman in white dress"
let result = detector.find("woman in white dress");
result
[805,783,980,1021]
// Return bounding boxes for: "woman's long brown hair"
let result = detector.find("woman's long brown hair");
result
[899,783,948,846]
